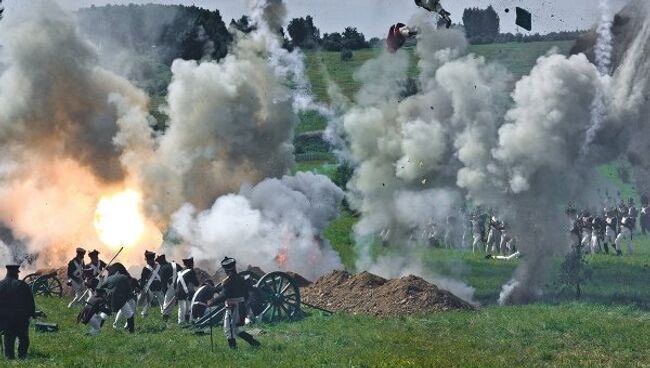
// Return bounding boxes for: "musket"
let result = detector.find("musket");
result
[105,247,124,269]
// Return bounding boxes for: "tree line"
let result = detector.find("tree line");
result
[286,16,369,51]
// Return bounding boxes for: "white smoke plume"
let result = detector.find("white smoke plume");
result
[171,172,344,280]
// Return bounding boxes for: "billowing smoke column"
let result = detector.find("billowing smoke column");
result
[336,3,650,304]
[0,0,161,265]
[146,0,345,278]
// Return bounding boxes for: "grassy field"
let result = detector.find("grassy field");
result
[14,270,650,368]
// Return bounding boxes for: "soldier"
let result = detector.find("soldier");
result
[0,265,36,360]
[87,264,137,334]
[207,257,260,349]
[604,209,620,255]
[486,215,502,254]
[499,222,516,256]
[157,254,181,321]
[471,213,484,253]
[590,216,605,254]
[67,247,87,308]
[641,195,650,235]
[579,211,593,253]
[138,250,163,317]
[86,250,107,279]
[616,213,635,255]
[176,257,199,324]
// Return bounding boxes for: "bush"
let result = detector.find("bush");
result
[340,49,353,62]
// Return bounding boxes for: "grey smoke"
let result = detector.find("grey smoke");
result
[171,172,344,280]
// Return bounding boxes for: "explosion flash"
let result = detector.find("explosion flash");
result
[94,190,146,249]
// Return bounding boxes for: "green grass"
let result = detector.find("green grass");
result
[597,160,639,203]
[296,111,328,134]
[16,298,650,367]
[324,209,358,270]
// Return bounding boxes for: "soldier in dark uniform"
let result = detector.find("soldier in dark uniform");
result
[207,257,260,349]
[98,264,137,333]
[67,247,87,308]
[86,250,107,279]
[176,257,199,324]
[0,265,36,360]
[138,250,163,317]
[157,254,181,321]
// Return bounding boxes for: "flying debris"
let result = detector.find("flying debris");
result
[386,23,418,53]
[515,7,532,31]
[414,0,452,28]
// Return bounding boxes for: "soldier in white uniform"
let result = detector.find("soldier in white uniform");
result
[604,209,620,255]
[67,248,86,309]
[471,213,483,253]
[486,216,502,254]
[590,216,605,254]
[615,214,635,255]
[579,212,593,254]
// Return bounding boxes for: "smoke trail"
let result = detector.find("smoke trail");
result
[580,0,613,160]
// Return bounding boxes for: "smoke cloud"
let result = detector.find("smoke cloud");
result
[171,172,344,280]
[333,1,650,304]
[0,0,161,266]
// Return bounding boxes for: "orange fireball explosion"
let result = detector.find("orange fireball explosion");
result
[94,190,146,249]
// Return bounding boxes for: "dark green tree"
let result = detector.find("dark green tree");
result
[230,15,255,33]
[462,6,500,44]
[287,16,321,49]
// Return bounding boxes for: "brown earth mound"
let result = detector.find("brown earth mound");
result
[301,271,475,316]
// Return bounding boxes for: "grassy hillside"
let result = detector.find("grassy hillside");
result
[16,296,650,367]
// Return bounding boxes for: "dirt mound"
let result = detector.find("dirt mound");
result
[301,271,475,316]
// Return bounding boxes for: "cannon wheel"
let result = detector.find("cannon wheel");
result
[255,271,301,323]
[22,273,41,284]
[32,275,63,298]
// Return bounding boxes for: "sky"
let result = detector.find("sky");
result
[8,0,633,37]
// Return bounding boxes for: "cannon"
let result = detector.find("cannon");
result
[22,269,64,298]
[192,271,301,328]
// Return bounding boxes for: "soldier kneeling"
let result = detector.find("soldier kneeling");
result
[78,263,137,335]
